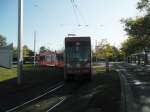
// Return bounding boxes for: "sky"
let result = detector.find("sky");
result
[0,0,140,52]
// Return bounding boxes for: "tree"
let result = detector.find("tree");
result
[23,45,30,57]
[121,0,150,51]
[28,50,34,56]
[0,34,7,47]
[39,46,48,53]
[137,0,149,11]
[94,39,118,60]
[13,47,17,58]
[121,0,150,48]
[121,0,150,64]
[13,45,34,59]
[120,37,142,56]
[122,15,150,54]
[112,46,120,60]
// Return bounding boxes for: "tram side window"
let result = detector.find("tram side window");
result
[46,55,51,61]
[51,54,55,62]
[57,55,63,61]
[60,55,63,61]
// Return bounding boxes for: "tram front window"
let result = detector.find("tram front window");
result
[66,42,90,62]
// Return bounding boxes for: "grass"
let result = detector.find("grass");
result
[0,64,54,82]
[0,65,64,111]
[93,65,105,72]
[0,67,17,82]
[0,63,106,83]
[92,63,112,73]
[0,64,34,82]
[0,65,64,85]
[92,63,106,74]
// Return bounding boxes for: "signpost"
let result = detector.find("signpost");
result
[17,0,23,85]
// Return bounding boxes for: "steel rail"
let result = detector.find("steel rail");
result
[6,81,64,112]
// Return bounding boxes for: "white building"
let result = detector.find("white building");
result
[0,44,13,68]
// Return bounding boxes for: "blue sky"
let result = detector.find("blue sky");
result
[0,0,139,52]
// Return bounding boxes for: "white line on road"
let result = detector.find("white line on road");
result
[6,82,64,112]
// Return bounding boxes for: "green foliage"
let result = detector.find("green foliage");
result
[122,16,150,41]
[121,8,150,54]
[13,45,34,59]
[13,47,17,59]
[23,45,30,57]
[23,45,34,57]
[0,34,7,47]
[95,39,119,59]
[92,65,105,73]
[39,46,48,52]
[120,37,143,56]
[137,0,149,11]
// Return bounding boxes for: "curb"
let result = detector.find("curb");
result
[113,65,135,112]
[117,70,134,112]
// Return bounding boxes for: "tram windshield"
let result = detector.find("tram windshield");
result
[66,42,90,62]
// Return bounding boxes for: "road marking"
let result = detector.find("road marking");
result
[6,82,64,112]
[46,97,67,112]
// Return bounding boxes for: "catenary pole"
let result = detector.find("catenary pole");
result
[34,31,36,66]
[17,0,23,85]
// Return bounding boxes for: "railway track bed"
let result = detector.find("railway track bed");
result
[1,66,121,112]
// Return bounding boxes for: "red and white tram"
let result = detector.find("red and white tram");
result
[37,51,64,68]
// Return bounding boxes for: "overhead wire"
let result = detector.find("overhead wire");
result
[70,0,81,26]
[71,0,88,27]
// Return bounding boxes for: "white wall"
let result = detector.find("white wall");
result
[0,44,13,68]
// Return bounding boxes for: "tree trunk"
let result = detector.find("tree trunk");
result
[144,53,148,65]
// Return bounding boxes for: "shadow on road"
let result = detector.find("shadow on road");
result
[50,70,121,112]
[0,66,64,111]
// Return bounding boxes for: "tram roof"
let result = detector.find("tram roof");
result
[39,51,63,56]
[65,37,91,42]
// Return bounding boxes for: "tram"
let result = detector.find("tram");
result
[64,37,92,80]
[38,51,64,68]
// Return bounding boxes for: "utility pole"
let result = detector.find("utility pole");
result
[17,0,23,85]
[95,40,98,62]
[34,31,36,66]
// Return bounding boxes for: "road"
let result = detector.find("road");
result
[114,62,150,112]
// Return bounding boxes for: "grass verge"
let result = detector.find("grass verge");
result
[0,67,17,82]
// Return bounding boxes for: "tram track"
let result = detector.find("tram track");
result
[6,81,64,112]
[46,97,67,112]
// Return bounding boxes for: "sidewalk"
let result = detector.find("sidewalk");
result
[114,63,150,112]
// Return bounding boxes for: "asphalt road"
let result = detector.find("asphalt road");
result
[114,62,150,112]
